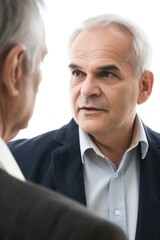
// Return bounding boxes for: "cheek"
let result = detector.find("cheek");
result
[69,82,80,102]
[111,86,138,114]
[69,86,81,117]
[69,90,76,112]
[105,87,129,111]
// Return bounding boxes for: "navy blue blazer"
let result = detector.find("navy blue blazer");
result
[9,118,160,240]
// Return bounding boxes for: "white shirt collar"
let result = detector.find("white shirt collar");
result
[128,115,148,159]
[0,137,25,181]
[79,114,148,162]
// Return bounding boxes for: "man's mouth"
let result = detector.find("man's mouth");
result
[79,106,102,111]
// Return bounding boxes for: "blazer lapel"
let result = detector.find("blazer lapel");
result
[51,138,86,206]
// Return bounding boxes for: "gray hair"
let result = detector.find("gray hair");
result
[0,0,45,72]
[68,14,152,78]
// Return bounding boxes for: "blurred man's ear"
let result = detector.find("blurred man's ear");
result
[1,45,26,97]
[137,70,154,105]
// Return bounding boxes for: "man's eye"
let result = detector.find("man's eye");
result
[72,70,83,77]
[100,71,114,78]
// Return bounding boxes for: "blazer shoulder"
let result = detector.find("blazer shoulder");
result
[8,118,78,151]
[8,119,79,183]
[144,124,160,150]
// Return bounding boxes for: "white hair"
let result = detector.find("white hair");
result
[68,14,152,78]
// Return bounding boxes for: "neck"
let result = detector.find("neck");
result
[89,121,135,167]
[0,124,15,143]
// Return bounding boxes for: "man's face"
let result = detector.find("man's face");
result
[69,27,142,139]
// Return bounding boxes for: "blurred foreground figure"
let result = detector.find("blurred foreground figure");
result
[0,2,127,239]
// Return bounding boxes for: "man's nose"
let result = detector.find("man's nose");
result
[80,76,100,97]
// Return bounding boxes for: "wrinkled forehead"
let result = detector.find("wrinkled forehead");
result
[70,26,132,64]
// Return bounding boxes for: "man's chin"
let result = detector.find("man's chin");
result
[19,120,29,132]
[79,121,101,134]
[22,121,29,129]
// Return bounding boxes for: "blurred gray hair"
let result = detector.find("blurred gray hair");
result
[68,14,152,78]
[0,0,45,72]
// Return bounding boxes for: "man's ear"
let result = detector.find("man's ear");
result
[2,45,27,97]
[137,70,154,105]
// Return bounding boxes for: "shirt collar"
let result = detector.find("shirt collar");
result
[79,114,148,163]
[0,137,25,181]
[128,115,148,159]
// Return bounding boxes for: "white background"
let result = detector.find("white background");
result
[15,0,160,139]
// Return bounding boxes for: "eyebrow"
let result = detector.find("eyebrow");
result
[97,65,120,72]
[68,63,120,72]
[68,63,81,69]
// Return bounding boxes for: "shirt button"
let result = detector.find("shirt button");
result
[115,209,120,216]
[114,173,118,178]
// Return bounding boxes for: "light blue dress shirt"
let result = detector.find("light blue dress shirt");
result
[79,115,148,240]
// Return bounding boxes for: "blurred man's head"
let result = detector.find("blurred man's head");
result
[0,0,47,141]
